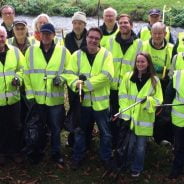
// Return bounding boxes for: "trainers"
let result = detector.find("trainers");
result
[52,155,64,166]
[55,157,64,166]
[131,171,140,177]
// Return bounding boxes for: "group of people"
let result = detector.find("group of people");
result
[0,4,184,180]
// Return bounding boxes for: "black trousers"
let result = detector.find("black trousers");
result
[0,102,22,154]
[110,90,120,148]
[171,125,184,172]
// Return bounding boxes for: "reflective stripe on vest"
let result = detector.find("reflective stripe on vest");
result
[175,71,181,91]
[102,70,113,82]
[6,90,19,98]
[119,94,145,102]
[112,77,122,83]
[119,113,131,120]
[172,108,184,119]
[175,95,184,103]
[26,90,64,97]
[0,71,15,76]
[83,94,109,101]
[28,46,66,75]
[0,93,6,98]
[64,69,77,75]
[133,119,153,128]
[77,49,109,76]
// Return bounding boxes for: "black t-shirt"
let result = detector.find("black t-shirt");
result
[0,45,9,65]
[81,46,98,66]
[40,41,55,63]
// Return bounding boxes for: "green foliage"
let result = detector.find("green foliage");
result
[165,7,184,27]
[1,0,184,27]
[63,6,81,16]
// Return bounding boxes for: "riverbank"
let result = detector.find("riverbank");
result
[1,15,183,41]
[1,0,184,27]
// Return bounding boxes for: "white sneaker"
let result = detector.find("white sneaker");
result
[131,171,140,177]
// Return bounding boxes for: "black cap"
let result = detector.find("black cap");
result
[148,9,161,16]
[14,20,27,27]
[40,23,55,34]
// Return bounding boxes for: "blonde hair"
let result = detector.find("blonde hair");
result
[32,13,52,32]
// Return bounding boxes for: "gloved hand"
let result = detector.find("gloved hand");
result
[53,76,62,86]
[117,118,130,128]
[154,64,163,74]
[143,96,156,113]
[12,77,20,87]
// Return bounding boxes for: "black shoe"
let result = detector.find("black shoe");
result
[55,157,64,166]
[168,171,180,179]
[52,155,64,166]
[102,159,115,171]
[71,160,80,170]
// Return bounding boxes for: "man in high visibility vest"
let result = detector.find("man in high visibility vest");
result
[65,27,114,170]
[99,7,119,47]
[65,11,88,148]
[164,70,184,179]
[0,5,15,38]
[8,20,37,55]
[142,22,173,93]
[105,14,142,148]
[0,26,25,165]
[172,32,184,56]
[24,23,71,165]
[138,9,174,44]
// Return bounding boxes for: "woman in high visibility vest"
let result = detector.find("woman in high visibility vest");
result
[118,52,163,177]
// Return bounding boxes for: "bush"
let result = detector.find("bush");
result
[63,6,81,16]
[165,7,184,27]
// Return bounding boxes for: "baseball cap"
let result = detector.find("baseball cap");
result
[40,23,55,34]
[148,9,161,16]
[14,20,27,27]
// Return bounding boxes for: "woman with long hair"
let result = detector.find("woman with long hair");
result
[118,52,163,177]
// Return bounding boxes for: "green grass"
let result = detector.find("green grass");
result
[0,133,183,184]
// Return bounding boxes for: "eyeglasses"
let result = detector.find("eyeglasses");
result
[2,12,14,16]
[87,36,101,41]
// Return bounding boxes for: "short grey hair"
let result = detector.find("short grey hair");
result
[151,22,166,32]
[103,7,117,17]
[0,26,7,38]
[32,13,52,32]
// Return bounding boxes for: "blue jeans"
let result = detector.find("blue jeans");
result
[72,107,112,162]
[128,131,148,173]
[38,104,65,157]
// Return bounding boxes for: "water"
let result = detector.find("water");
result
[1,15,184,40]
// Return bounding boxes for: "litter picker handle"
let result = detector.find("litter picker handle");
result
[112,97,147,122]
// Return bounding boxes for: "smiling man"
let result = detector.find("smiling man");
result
[24,23,71,165]
[100,7,118,47]
[138,9,174,44]
[65,27,114,170]
[7,20,31,55]
[0,5,15,38]
[0,25,25,165]
[142,22,173,92]
[105,14,142,149]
